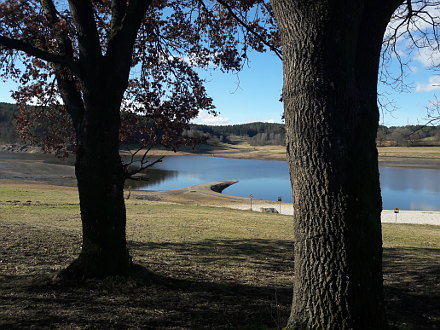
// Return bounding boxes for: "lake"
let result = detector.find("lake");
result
[132,155,440,211]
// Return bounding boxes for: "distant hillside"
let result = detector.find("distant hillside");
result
[0,102,286,146]
[0,102,19,143]
[2,101,440,147]
[188,122,286,146]
[377,124,440,147]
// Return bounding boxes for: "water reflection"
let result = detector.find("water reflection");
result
[5,152,436,211]
[125,169,178,189]
[380,167,440,192]
[134,156,440,211]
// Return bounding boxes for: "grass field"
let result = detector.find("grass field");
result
[378,146,440,159]
[1,182,440,329]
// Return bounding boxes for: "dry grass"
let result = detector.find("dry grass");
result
[148,145,440,164]
[378,147,440,159]
[1,182,439,329]
[122,144,440,168]
[129,142,288,161]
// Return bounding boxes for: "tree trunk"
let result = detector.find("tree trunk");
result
[57,84,131,279]
[271,1,401,328]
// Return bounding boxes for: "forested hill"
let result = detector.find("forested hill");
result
[0,102,19,143]
[190,122,284,136]
[0,102,287,146]
[2,101,440,147]
[187,122,286,146]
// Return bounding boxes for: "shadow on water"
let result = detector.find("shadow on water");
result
[125,169,179,189]
[383,247,440,329]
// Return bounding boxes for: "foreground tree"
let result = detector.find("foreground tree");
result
[271,0,439,328]
[0,0,278,279]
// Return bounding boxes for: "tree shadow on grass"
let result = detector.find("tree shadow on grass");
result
[1,237,294,329]
[383,247,440,329]
[129,238,294,274]
[2,219,439,329]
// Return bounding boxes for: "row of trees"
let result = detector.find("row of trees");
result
[0,102,18,143]
[191,122,284,137]
[1,102,288,146]
[1,0,439,329]
[187,122,286,145]
[378,125,440,146]
[189,123,440,147]
[7,102,440,148]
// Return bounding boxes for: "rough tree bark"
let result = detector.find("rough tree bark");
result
[53,0,153,279]
[271,0,402,328]
[59,81,130,279]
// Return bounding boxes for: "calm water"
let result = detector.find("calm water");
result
[132,155,440,211]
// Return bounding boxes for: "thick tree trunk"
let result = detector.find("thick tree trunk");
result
[271,1,401,328]
[57,86,131,279]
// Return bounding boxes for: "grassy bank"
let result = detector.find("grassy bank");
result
[1,182,440,329]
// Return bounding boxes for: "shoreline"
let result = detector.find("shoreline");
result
[1,149,440,225]
[130,180,440,226]
[3,143,440,169]
[144,149,440,170]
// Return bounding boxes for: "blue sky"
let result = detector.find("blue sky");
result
[1,35,439,128]
[191,46,440,127]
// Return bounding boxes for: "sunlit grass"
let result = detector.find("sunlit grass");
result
[378,146,440,159]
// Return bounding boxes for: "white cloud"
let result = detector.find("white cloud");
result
[415,75,440,92]
[387,3,440,36]
[415,48,440,67]
[409,66,419,73]
[191,111,231,125]
[385,4,440,68]
[244,118,280,124]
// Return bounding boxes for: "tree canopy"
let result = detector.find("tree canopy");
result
[0,0,281,279]
[0,0,280,155]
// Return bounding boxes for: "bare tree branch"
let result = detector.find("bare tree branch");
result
[0,35,78,69]
[67,0,102,62]
[124,145,165,179]
[110,0,128,35]
[380,0,440,102]
[53,65,85,132]
[37,0,85,130]
[125,145,144,167]
[40,0,75,59]
[214,0,282,60]
[106,0,153,69]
